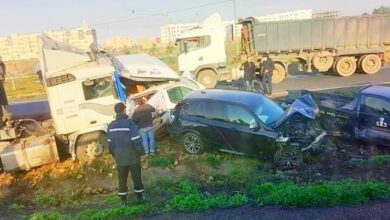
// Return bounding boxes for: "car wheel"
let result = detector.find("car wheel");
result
[182,132,204,154]
[274,147,303,170]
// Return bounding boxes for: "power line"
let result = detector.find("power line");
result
[89,0,232,27]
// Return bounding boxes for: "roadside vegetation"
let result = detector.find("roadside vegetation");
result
[2,137,389,220]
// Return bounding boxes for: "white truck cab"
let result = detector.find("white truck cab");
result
[39,36,202,162]
[176,13,233,88]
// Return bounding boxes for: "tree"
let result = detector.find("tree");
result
[149,43,157,56]
[165,42,175,56]
[372,6,390,15]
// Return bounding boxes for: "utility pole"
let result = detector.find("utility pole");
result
[233,0,239,55]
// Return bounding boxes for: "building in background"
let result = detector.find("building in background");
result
[101,36,133,51]
[313,10,341,19]
[160,23,199,43]
[0,22,97,61]
[254,9,313,22]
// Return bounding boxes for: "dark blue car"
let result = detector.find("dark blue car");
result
[168,89,326,169]
[298,85,390,149]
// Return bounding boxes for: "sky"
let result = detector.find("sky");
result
[0,0,388,41]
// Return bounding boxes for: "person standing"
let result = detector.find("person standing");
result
[107,103,146,205]
[260,53,274,95]
[0,57,8,126]
[240,56,256,91]
[132,97,156,155]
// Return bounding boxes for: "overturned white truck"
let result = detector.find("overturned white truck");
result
[0,37,202,171]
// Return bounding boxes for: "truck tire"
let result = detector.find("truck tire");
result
[334,56,356,77]
[360,54,381,74]
[312,55,334,72]
[197,69,218,88]
[76,132,108,163]
[272,63,286,84]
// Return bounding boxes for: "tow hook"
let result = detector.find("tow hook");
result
[301,131,327,152]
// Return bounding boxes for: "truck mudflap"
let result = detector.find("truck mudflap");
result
[0,134,59,172]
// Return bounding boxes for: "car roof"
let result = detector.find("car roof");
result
[361,85,390,99]
[186,89,266,106]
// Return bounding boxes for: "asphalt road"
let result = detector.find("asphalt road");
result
[139,201,390,220]
[218,67,390,96]
[273,67,390,95]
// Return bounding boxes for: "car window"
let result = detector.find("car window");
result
[363,96,390,117]
[203,101,227,121]
[182,100,205,117]
[167,86,194,104]
[82,76,112,100]
[227,104,255,127]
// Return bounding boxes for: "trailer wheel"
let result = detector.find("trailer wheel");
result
[272,63,286,84]
[197,69,218,88]
[360,54,381,74]
[335,57,356,77]
[312,55,334,72]
[76,132,108,163]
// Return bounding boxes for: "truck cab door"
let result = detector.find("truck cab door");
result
[357,95,390,146]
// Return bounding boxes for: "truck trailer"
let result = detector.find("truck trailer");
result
[241,14,390,83]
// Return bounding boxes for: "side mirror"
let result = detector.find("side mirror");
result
[249,121,259,130]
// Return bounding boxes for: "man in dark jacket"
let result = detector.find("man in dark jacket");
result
[260,53,274,95]
[240,56,256,91]
[132,97,156,155]
[107,102,146,205]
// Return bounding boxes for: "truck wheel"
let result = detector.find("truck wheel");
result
[335,57,356,77]
[360,54,381,74]
[272,63,286,84]
[76,132,108,163]
[274,147,303,170]
[182,132,204,154]
[197,69,218,88]
[312,55,334,72]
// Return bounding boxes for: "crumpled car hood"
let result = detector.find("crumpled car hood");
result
[274,94,319,128]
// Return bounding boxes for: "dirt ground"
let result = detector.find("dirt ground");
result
[0,137,389,219]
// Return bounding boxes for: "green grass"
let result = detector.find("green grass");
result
[166,180,248,212]
[371,155,390,167]
[22,211,71,220]
[5,73,46,101]
[252,181,390,207]
[76,205,146,220]
[149,156,174,168]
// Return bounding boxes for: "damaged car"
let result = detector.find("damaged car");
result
[168,89,326,169]
[287,85,390,156]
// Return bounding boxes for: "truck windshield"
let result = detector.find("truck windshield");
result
[252,97,284,126]
[178,36,210,54]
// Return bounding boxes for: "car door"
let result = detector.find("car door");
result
[358,95,390,146]
[221,103,278,157]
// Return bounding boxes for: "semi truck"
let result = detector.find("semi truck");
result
[0,36,202,172]
[176,13,390,87]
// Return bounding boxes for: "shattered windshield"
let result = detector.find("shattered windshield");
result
[253,96,284,126]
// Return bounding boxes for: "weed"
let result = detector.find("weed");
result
[203,154,224,168]
[76,205,146,220]
[166,180,247,212]
[149,156,174,168]
[252,181,390,207]
[32,191,82,208]
[32,193,57,207]
[371,155,390,166]
[9,203,26,210]
[26,211,71,220]
[103,193,120,205]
